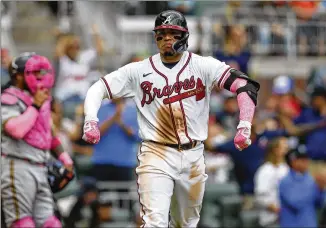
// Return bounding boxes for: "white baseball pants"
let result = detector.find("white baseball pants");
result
[136,141,208,227]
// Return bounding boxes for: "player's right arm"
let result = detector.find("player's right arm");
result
[2,106,38,139]
[83,63,136,144]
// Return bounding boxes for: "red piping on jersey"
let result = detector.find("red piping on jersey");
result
[149,56,181,145]
[100,77,113,99]
[217,67,232,88]
[175,52,193,144]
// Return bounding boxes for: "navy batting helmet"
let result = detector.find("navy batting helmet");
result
[153,10,189,54]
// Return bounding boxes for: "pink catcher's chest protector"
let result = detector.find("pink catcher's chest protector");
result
[24,55,55,94]
[2,87,53,150]
[23,99,53,150]
[2,87,33,106]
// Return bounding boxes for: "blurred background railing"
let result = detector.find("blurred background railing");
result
[3,1,326,65]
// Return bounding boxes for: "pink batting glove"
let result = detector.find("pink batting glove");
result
[82,120,100,144]
[234,120,252,151]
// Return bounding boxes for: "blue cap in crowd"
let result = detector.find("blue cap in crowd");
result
[285,145,309,166]
[272,75,294,95]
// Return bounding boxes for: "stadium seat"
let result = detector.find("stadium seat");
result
[110,208,132,221]
[73,155,93,179]
[199,182,240,228]
[100,221,136,228]
[204,182,240,201]
[239,210,260,228]
[219,195,242,227]
[199,203,221,228]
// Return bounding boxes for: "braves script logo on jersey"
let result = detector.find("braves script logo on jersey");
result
[140,76,206,107]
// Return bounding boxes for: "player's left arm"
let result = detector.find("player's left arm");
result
[219,68,260,150]
[50,126,74,170]
[202,56,260,151]
[48,126,75,193]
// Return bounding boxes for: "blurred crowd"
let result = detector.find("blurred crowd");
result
[1,1,326,228]
[211,0,326,56]
[8,0,325,57]
[124,0,326,56]
[205,74,326,226]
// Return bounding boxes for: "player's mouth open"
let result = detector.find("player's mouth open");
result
[163,43,173,48]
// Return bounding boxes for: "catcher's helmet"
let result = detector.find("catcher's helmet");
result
[9,52,36,76]
[153,10,189,54]
[9,52,55,94]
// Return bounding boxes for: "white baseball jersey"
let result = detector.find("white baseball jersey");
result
[100,51,231,145]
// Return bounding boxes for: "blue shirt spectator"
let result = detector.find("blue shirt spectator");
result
[214,24,251,75]
[279,170,325,227]
[88,98,140,223]
[294,108,326,160]
[294,88,326,160]
[92,99,140,168]
[279,147,326,228]
[214,50,251,75]
[214,129,287,195]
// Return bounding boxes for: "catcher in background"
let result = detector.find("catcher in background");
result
[1,52,74,228]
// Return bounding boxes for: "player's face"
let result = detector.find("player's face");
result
[155,29,182,57]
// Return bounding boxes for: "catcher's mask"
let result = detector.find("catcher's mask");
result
[153,10,189,54]
[10,52,55,94]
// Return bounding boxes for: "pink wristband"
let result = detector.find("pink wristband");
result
[51,137,61,150]
[58,152,73,166]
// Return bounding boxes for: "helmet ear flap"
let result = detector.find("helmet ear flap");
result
[172,32,189,53]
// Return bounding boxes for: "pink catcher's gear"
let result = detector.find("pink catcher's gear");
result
[41,215,62,228]
[23,99,53,149]
[24,55,55,94]
[1,87,37,139]
[10,52,55,95]
[82,120,100,144]
[11,216,36,228]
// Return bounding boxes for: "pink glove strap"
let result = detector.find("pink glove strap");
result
[51,136,61,150]
[58,152,73,166]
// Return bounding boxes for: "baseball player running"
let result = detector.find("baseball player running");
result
[83,10,260,227]
[1,52,74,228]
